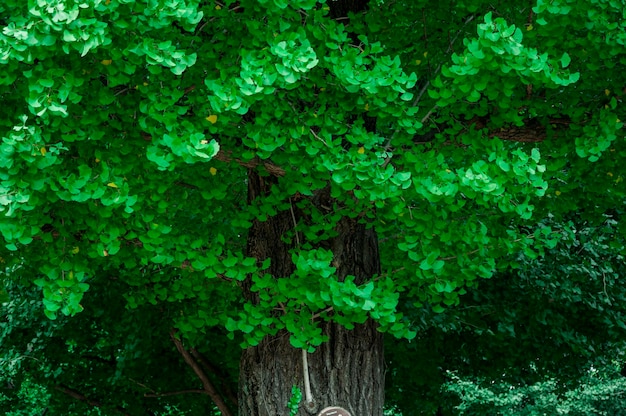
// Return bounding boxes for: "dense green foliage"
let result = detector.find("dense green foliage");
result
[385,218,626,414]
[445,365,626,416]
[1,0,625,414]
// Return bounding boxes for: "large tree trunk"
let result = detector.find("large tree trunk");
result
[239,171,384,416]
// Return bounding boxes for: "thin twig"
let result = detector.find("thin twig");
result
[289,197,301,247]
[128,378,156,393]
[311,306,334,320]
[309,128,330,147]
[144,389,207,398]
[420,106,438,125]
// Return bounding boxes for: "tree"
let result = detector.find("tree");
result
[0,0,624,415]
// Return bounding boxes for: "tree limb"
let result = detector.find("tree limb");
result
[214,149,285,177]
[54,384,130,416]
[190,347,239,409]
[169,330,235,416]
[55,384,101,408]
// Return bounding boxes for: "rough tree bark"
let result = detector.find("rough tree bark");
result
[239,171,385,416]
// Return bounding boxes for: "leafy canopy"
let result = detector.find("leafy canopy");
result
[2,0,626,414]
[0,0,624,358]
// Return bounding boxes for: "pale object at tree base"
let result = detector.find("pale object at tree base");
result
[317,406,352,416]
